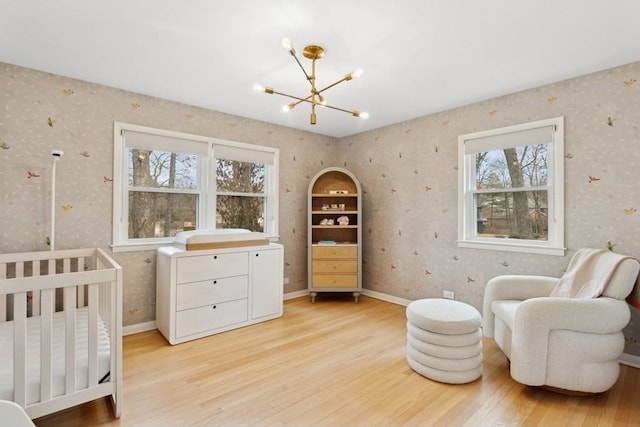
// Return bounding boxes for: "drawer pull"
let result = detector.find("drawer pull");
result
[212,305,217,309]
[212,280,217,285]
[255,253,259,257]
[213,255,218,260]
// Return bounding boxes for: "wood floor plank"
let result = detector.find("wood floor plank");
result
[33,295,640,426]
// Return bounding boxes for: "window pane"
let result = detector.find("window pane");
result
[216,159,265,193]
[128,149,198,189]
[128,192,197,238]
[216,195,264,232]
[475,144,548,189]
[475,190,548,240]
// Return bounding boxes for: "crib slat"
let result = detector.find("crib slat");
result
[16,261,24,278]
[63,287,77,394]
[88,283,99,387]
[0,263,6,322]
[77,256,86,308]
[31,260,41,316]
[40,289,54,402]
[13,292,27,407]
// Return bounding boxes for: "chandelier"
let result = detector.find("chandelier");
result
[254,37,369,125]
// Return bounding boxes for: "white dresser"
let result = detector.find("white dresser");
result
[156,243,284,345]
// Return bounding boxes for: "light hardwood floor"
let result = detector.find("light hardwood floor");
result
[35,295,640,426]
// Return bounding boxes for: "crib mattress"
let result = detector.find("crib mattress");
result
[0,308,111,405]
[173,228,269,250]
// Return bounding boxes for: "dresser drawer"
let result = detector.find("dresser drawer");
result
[176,252,248,283]
[176,299,248,338]
[312,246,357,259]
[176,275,248,311]
[312,274,358,288]
[312,260,357,274]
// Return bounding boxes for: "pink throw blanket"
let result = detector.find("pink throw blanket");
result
[550,248,636,298]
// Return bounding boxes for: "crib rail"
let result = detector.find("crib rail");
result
[0,248,122,419]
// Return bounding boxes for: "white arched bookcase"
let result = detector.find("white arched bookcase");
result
[307,167,362,303]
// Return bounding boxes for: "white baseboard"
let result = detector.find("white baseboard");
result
[283,288,411,306]
[361,289,411,306]
[284,289,310,300]
[285,288,412,305]
[123,320,156,336]
[619,352,640,369]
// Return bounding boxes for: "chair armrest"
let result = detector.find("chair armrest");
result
[515,297,630,334]
[482,275,559,337]
[510,297,630,385]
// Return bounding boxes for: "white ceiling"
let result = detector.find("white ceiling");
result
[2,1,640,138]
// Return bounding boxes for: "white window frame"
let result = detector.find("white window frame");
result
[112,122,279,252]
[457,116,565,256]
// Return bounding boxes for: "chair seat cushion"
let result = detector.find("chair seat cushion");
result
[491,300,520,331]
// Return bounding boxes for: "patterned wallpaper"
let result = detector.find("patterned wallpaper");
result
[1,60,639,357]
[340,61,640,357]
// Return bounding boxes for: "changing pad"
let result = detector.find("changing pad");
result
[173,228,270,250]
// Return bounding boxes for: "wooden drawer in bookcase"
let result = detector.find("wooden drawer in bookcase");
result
[312,260,357,274]
[312,274,358,288]
[312,246,357,259]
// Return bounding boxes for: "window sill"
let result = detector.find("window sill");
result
[111,242,168,253]
[457,240,566,256]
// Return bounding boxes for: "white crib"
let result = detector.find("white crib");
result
[0,248,122,419]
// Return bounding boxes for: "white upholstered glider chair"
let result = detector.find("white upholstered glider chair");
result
[482,248,640,394]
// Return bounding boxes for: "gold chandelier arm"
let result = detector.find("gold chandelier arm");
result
[290,51,312,82]
[268,88,313,105]
[316,70,362,95]
[321,103,358,115]
[322,103,368,118]
[316,76,350,95]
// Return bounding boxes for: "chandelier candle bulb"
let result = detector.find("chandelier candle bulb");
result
[346,69,364,80]
[281,37,293,52]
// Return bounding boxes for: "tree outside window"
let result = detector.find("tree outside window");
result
[474,144,548,240]
[215,159,266,232]
[128,149,199,239]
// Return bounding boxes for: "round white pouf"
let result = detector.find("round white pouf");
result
[406,298,483,384]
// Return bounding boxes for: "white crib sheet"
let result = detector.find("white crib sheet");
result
[0,308,111,405]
